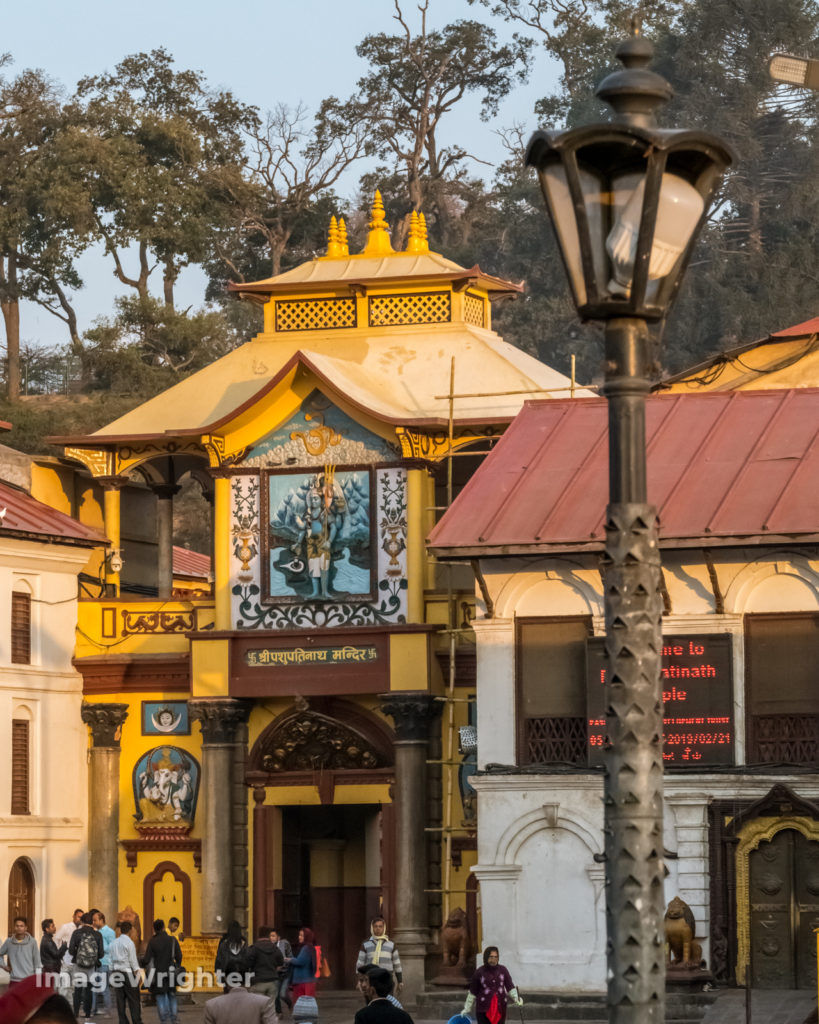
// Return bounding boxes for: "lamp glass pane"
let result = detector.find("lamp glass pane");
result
[540,162,587,305]
[541,163,608,307]
[606,172,705,296]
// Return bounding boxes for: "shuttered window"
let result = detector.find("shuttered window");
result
[11,719,30,814]
[11,592,31,664]
[517,617,592,766]
[746,613,819,765]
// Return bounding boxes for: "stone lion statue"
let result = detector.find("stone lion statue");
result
[441,906,470,968]
[116,905,143,952]
[664,896,703,968]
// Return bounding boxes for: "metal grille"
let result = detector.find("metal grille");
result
[750,714,819,765]
[525,716,587,765]
[369,291,451,327]
[275,297,357,332]
[464,292,484,327]
[11,720,29,814]
[11,592,31,665]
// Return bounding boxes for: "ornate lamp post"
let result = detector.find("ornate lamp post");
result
[525,19,732,1024]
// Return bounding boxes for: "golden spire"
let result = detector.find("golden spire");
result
[405,209,429,254]
[325,215,343,258]
[337,217,349,256]
[363,190,395,256]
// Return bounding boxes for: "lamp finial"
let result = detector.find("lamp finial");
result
[337,217,349,256]
[596,20,673,126]
[405,209,430,253]
[363,190,395,255]
[325,215,342,258]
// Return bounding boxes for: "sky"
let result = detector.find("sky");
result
[6,0,560,351]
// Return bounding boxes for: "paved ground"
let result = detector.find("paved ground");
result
[700,989,817,1024]
[2,986,816,1024]
[138,988,819,1024]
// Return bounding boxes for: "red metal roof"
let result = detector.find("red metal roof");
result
[0,481,108,547]
[173,546,211,579]
[428,389,819,556]
[771,316,819,338]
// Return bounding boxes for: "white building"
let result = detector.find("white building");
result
[0,443,107,942]
[429,389,819,993]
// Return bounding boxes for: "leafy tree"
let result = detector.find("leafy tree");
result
[342,0,532,248]
[74,48,257,308]
[83,296,240,393]
[470,0,819,375]
[207,103,369,283]
[0,60,95,399]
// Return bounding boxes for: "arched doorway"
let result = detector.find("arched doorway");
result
[749,829,819,989]
[247,698,395,987]
[8,858,35,934]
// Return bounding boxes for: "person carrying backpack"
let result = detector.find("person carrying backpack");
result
[214,921,248,993]
[68,912,104,1019]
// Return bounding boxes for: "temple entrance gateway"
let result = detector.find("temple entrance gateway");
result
[276,805,385,989]
[749,829,819,989]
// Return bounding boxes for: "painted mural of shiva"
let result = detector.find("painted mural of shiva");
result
[291,469,348,599]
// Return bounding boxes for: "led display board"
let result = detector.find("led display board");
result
[586,634,734,767]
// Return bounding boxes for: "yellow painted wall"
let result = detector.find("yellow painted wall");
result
[85,694,205,938]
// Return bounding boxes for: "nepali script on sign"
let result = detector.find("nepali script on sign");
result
[246,645,379,667]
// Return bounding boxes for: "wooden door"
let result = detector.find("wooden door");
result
[749,830,819,989]
[8,858,35,934]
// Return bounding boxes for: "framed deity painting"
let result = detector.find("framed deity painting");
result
[142,701,190,736]
[261,466,375,603]
[132,746,200,827]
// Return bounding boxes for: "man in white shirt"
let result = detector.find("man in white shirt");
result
[55,909,84,965]
[108,920,142,1024]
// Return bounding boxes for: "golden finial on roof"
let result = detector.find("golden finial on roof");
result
[405,209,429,253]
[325,215,343,258]
[363,190,395,256]
[337,217,349,256]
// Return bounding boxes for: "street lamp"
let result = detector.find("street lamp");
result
[768,52,819,91]
[525,19,732,1024]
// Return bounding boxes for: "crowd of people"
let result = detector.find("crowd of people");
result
[0,911,522,1024]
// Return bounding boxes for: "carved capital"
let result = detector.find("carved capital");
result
[379,691,441,742]
[98,475,129,491]
[81,701,129,747]
[151,483,181,501]
[189,698,251,744]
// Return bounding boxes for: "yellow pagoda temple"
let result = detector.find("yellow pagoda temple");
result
[54,194,588,993]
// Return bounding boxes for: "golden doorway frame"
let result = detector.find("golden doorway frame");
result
[735,815,819,985]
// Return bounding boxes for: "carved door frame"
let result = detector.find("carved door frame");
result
[248,698,396,936]
[736,818,819,986]
[7,857,35,935]
[708,784,819,987]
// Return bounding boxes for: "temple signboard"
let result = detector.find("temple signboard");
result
[587,634,734,766]
[245,645,379,666]
[228,628,393,697]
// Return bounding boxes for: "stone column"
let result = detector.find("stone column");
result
[380,692,442,1005]
[189,698,250,934]
[252,786,268,936]
[81,702,129,920]
[99,476,127,596]
[152,483,180,599]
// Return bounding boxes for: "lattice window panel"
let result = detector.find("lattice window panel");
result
[750,714,819,766]
[368,291,451,327]
[525,716,587,766]
[464,292,485,327]
[275,297,357,332]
